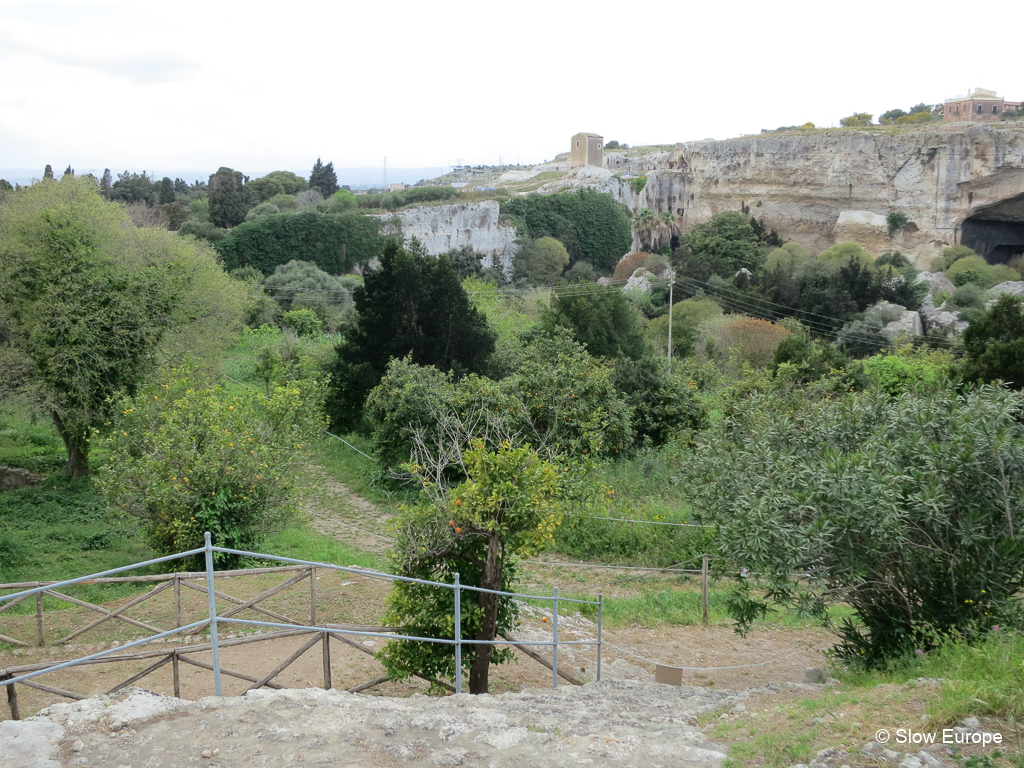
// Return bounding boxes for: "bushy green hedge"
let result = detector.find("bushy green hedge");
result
[357,186,462,211]
[216,211,383,275]
[502,189,632,271]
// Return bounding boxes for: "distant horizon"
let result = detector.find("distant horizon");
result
[0,166,455,190]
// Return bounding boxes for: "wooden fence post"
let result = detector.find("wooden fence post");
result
[174,574,182,628]
[172,650,180,698]
[5,675,20,720]
[309,567,317,626]
[701,555,710,625]
[36,592,45,646]
[321,631,331,690]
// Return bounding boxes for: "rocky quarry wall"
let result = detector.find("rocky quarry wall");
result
[539,124,1024,268]
[372,200,518,272]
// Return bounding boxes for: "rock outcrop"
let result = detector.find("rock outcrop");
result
[373,200,518,272]
[0,466,44,492]
[544,124,1024,268]
[6,683,736,768]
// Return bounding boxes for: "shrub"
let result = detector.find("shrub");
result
[680,386,1024,666]
[951,283,985,309]
[698,315,791,368]
[946,255,995,287]
[612,251,653,282]
[610,357,707,447]
[282,308,322,338]
[263,260,354,310]
[543,284,648,359]
[245,202,280,221]
[886,211,908,237]
[96,364,326,568]
[960,293,1024,388]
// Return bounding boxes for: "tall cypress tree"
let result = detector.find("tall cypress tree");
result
[208,167,250,228]
[326,240,495,432]
[308,158,340,198]
[100,169,113,199]
[43,165,54,179]
[158,177,176,205]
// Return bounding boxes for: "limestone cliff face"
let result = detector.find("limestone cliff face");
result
[372,200,518,271]
[568,124,1024,267]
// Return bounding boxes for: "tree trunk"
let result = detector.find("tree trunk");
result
[52,411,90,478]
[468,534,501,694]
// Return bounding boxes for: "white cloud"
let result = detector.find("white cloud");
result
[0,0,1021,174]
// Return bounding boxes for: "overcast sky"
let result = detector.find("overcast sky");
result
[1,0,1021,183]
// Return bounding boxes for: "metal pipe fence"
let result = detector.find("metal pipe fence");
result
[0,532,603,715]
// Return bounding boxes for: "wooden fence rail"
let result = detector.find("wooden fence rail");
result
[1,558,593,721]
[0,565,318,650]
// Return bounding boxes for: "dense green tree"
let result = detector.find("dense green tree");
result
[178,219,228,244]
[308,158,340,198]
[0,177,239,476]
[97,364,326,568]
[110,170,155,205]
[0,179,12,195]
[380,441,560,694]
[879,108,909,124]
[244,202,280,222]
[502,328,632,459]
[610,357,707,446]
[330,189,358,213]
[647,297,723,358]
[326,241,496,432]
[444,244,485,278]
[158,177,175,205]
[543,284,647,359]
[208,167,255,228]
[262,259,357,310]
[249,171,307,202]
[960,294,1024,388]
[502,189,631,271]
[512,236,569,284]
[680,386,1024,664]
[43,165,54,180]
[216,211,382,274]
[674,211,767,279]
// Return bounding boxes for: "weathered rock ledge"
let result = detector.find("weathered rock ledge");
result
[1,680,737,768]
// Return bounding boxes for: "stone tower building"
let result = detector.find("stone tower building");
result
[571,133,604,167]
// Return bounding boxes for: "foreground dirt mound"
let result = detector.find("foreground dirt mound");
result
[3,680,737,768]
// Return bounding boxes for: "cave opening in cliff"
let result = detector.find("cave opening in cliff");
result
[961,192,1024,264]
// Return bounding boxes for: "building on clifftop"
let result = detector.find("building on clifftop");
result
[943,88,1021,122]
[571,132,604,167]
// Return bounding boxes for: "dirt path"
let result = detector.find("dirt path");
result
[303,468,394,554]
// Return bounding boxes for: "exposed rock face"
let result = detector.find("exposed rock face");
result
[0,466,44,492]
[550,125,1024,268]
[882,310,924,340]
[8,683,736,768]
[915,272,956,296]
[987,280,1024,297]
[373,201,518,271]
